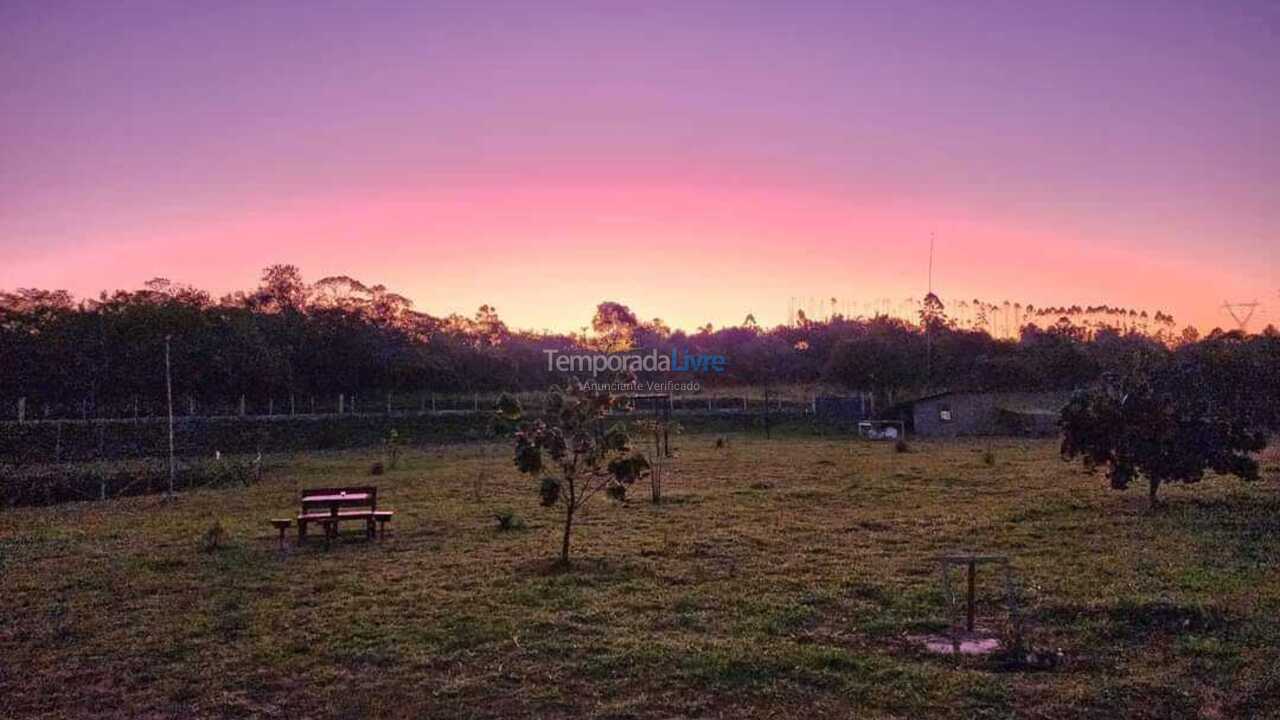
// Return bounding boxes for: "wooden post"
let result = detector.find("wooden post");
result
[290,392,296,416]
[239,395,246,417]
[268,398,274,417]
[165,335,175,496]
[338,393,345,415]
[966,561,976,632]
[17,397,24,424]
[310,396,315,414]
[764,387,771,440]
[189,397,195,416]
[431,393,436,413]
[474,393,479,412]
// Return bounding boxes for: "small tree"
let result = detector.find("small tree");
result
[1060,363,1268,508]
[383,428,403,469]
[633,417,680,503]
[500,386,640,566]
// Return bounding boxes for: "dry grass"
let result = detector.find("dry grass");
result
[2,436,1280,719]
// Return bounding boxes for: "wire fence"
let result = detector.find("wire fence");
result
[0,388,841,424]
[0,387,880,508]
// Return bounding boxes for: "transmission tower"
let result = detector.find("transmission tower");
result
[1221,300,1260,332]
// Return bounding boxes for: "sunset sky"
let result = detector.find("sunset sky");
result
[2,1,1277,333]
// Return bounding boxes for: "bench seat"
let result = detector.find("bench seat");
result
[298,509,377,521]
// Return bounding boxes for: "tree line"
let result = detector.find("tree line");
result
[2,266,1277,417]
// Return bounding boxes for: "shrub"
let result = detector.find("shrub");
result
[493,508,523,531]
[383,428,403,469]
[199,520,228,553]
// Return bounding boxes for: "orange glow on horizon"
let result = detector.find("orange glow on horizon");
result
[5,174,1270,335]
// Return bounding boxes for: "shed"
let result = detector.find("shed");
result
[908,391,1070,438]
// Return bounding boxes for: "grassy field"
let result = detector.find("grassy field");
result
[2,436,1279,719]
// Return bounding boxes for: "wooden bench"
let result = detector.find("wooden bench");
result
[296,486,394,546]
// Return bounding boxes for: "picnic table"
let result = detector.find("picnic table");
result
[281,486,394,547]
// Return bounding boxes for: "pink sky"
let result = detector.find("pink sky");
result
[2,1,1277,332]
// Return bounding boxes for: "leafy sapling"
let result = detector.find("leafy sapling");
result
[500,387,641,566]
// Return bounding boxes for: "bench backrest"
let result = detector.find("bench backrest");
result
[300,486,377,510]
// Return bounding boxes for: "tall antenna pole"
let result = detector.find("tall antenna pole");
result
[925,232,935,383]
[928,231,935,295]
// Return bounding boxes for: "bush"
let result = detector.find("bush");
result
[493,508,523,531]
[199,520,228,553]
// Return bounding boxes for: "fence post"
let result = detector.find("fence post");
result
[310,396,315,414]
[386,394,392,415]
[165,334,175,495]
[54,421,63,462]
[133,396,139,422]
[239,395,246,417]
[420,394,426,413]
[338,393,345,415]
[268,398,274,417]
[474,393,479,412]
[431,393,436,413]
[742,395,747,412]
[17,397,25,424]
[290,393,296,416]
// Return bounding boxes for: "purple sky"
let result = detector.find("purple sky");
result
[2,1,1277,331]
